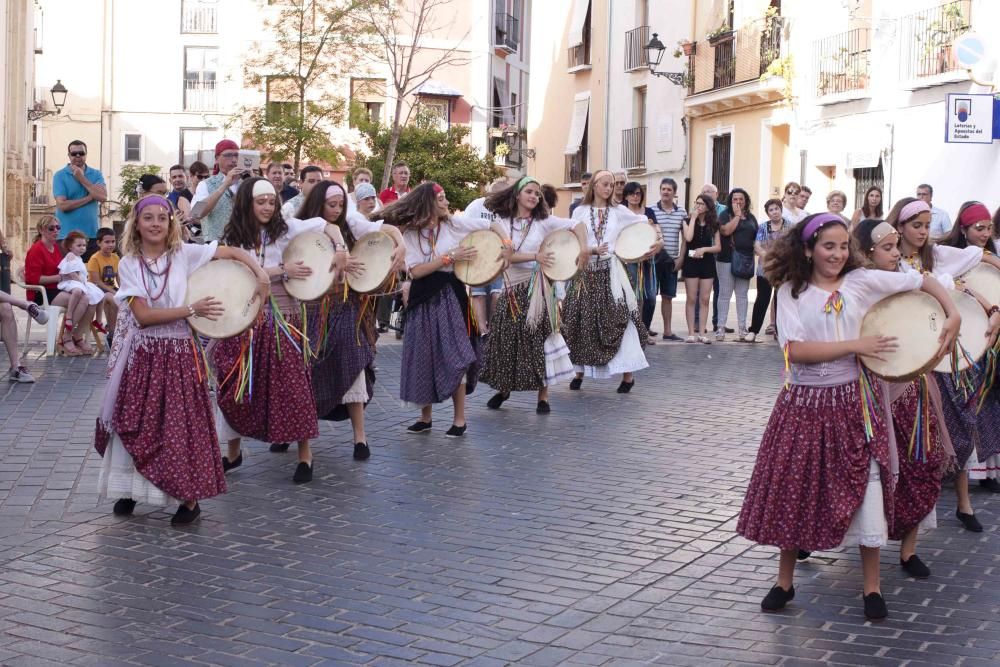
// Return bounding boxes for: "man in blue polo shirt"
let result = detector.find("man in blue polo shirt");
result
[53,140,107,255]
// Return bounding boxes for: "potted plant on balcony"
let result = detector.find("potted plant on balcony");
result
[494,141,511,166]
[707,23,733,46]
[917,2,968,77]
[674,40,695,58]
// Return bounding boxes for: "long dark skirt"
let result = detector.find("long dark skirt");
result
[934,370,1000,467]
[889,381,946,541]
[481,282,551,393]
[213,309,319,444]
[400,282,481,406]
[737,381,894,551]
[309,292,376,418]
[562,263,646,368]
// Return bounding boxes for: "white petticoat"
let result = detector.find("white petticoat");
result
[342,369,370,404]
[56,279,105,306]
[839,458,888,548]
[968,453,1000,480]
[97,434,178,507]
[573,322,650,379]
[215,402,240,443]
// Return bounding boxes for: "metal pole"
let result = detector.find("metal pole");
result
[0,253,10,294]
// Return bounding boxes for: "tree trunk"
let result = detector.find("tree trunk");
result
[381,95,407,190]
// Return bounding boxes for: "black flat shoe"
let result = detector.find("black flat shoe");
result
[760,585,794,611]
[445,424,467,438]
[269,442,290,453]
[979,478,1000,492]
[171,503,201,525]
[486,392,510,410]
[353,442,371,461]
[536,400,551,414]
[957,510,984,532]
[569,378,582,391]
[863,592,888,621]
[797,550,812,561]
[113,498,136,516]
[616,380,634,394]
[293,461,313,484]
[406,420,432,433]
[222,451,243,472]
[900,554,930,579]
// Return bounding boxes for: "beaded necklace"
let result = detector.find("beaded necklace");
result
[589,206,609,244]
[416,222,441,260]
[253,229,271,267]
[509,215,532,252]
[139,250,171,302]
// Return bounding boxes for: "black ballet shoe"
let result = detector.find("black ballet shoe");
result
[293,461,313,484]
[957,510,984,532]
[760,585,794,612]
[171,503,201,525]
[112,498,136,516]
[486,392,510,410]
[269,442,290,453]
[222,451,243,472]
[445,424,467,438]
[900,554,931,579]
[616,380,635,394]
[353,442,371,461]
[797,550,812,561]
[979,478,1000,493]
[406,420,432,434]
[569,378,583,391]
[536,400,551,414]
[321,404,350,422]
[863,592,888,621]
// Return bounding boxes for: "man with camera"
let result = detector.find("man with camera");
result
[190,139,254,242]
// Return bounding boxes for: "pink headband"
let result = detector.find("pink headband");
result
[898,200,930,223]
[432,183,444,195]
[799,213,846,242]
[134,196,172,216]
[325,184,345,200]
[960,203,991,227]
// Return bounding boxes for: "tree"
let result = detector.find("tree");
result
[360,0,472,190]
[118,164,162,220]
[232,0,374,171]
[352,106,503,211]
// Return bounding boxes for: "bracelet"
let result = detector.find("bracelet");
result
[501,238,513,248]
[989,305,999,316]
[187,304,197,318]
[281,272,289,282]
[440,254,454,266]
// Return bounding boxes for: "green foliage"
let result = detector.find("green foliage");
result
[237,101,345,168]
[118,164,162,220]
[351,105,504,211]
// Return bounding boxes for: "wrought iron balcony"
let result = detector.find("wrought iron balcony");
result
[689,16,783,95]
[621,127,645,170]
[625,26,650,72]
[184,80,218,112]
[494,12,519,52]
[899,0,970,80]
[814,28,871,97]
[181,0,217,34]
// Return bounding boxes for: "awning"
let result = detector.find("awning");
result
[414,79,463,98]
[493,77,515,124]
[567,0,590,48]
[564,92,590,155]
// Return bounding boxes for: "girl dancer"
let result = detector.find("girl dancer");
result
[737,213,959,621]
[480,176,588,414]
[297,180,405,460]
[563,170,658,393]
[57,231,105,354]
[214,178,348,484]
[95,193,269,524]
[682,194,721,343]
[890,197,1000,532]
[381,182,511,437]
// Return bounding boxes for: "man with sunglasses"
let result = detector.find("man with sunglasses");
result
[53,140,107,258]
[190,139,244,242]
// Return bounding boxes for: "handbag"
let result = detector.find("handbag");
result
[730,233,755,278]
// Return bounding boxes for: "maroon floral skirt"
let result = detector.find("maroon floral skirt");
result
[889,381,946,540]
[737,381,894,551]
[212,309,319,444]
[95,336,226,501]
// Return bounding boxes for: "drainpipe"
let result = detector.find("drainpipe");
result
[885,122,894,205]
[602,0,612,170]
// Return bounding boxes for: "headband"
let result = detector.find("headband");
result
[960,203,991,228]
[432,183,444,195]
[869,221,898,249]
[897,199,930,223]
[325,184,345,200]
[515,176,539,193]
[252,180,276,198]
[215,139,239,157]
[799,212,846,242]
[134,195,172,217]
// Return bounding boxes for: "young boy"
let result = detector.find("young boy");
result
[86,227,119,343]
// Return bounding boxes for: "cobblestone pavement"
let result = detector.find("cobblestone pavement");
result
[1,317,999,666]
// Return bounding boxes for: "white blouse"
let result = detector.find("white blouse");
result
[116,242,219,308]
[899,244,982,282]
[251,217,328,269]
[501,215,577,284]
[570,204,647,257]
[402,215,491,273]
[345,211,385,242]
[57,254,88,282]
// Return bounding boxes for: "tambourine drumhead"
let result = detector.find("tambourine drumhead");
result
[934,289,989,373]
[186,259,262,339]
[860,290,944,382]
[282,231,336,302]
[540,229,580,282]
[614,223,658,263]
[455,229,504,286]
[961,263,1000,306]
[347,231,395,293]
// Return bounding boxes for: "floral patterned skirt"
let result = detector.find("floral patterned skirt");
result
[562,264,646,368]
[889,380,946,541]
[481,282,552,393]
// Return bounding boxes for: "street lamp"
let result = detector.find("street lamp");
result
[644,33,688,87]
[27,80,68,121]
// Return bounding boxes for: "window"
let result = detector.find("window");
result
[350,78,386,126]
[123,134,142,162]
[623,86,646,170]
[266,76,299,123]
[419,99,450,130]
[711,134,732,199]
[853,160,884,210]
[564,92,590,183]
[180,127,221,167]
[184,46,218,111]
[181,0,217,33]
[568,0,592,68]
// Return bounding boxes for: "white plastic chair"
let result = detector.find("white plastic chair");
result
[14,265,65,356]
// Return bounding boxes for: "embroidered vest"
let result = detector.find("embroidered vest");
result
[201,174,235,242]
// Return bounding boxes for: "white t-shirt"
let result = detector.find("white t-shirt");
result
[402,215,491,273]
[116,242,219,308]
[191,180,239,208]
[462,197,495,222]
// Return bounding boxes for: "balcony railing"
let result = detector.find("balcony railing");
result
[494,12,519,52]
[621,126,645,170]
[899,0,970,80]
[568,41,590,69]
[184,79,218,111]
[624,25,650,72]
[565,151,586,184]
[814,28,871,97]
[181,0,217,34]
[690,16,783,95]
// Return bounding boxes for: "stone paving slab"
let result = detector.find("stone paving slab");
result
[0,323,998,666]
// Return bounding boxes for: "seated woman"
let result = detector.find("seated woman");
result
[0,229,48,382]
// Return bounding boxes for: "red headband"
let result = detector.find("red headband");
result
[960,203,991,228]
[432,183,444,195]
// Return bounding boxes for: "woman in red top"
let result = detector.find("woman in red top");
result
[24,215,96,355]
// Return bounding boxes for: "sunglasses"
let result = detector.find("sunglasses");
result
[47,225,61,231]
[194,173,209,179]
[69,151,86,157]
[614,180,626,185]
[786,189,800,195]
